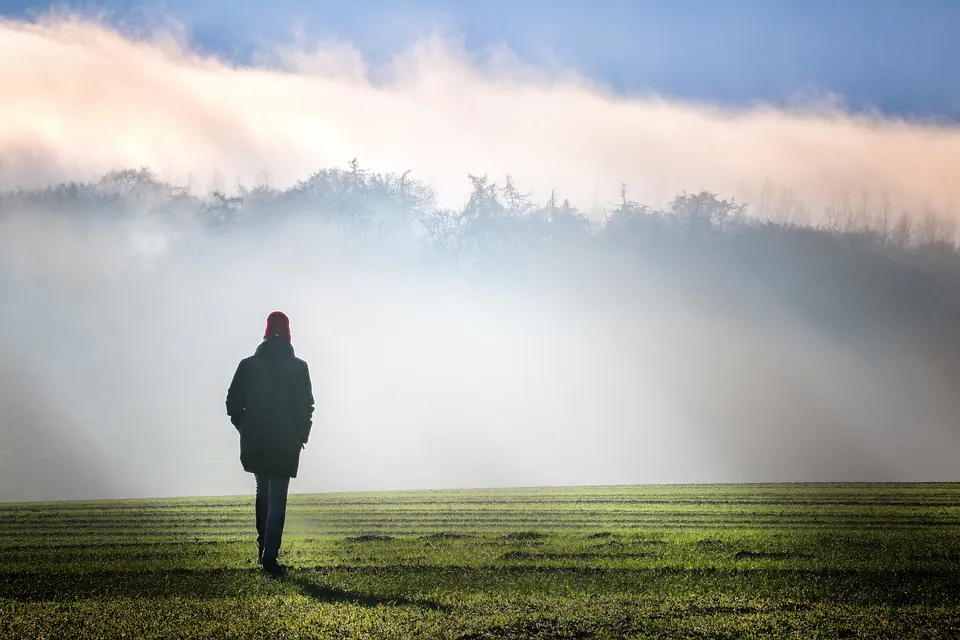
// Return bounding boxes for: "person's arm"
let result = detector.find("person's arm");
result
[299,361,315,445]
[225,360,246,431]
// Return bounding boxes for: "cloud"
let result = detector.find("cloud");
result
[1,13,959,216]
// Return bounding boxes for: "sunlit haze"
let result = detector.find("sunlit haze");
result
[2,7,960,502]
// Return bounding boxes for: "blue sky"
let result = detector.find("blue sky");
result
[3,0,960,120]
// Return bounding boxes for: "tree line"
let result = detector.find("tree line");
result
[3,161,960,378]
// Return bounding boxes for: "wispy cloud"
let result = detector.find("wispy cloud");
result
[2,13,959,216]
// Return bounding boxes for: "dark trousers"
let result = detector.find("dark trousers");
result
[255,474,290,565]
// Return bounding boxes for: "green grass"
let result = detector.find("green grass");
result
[2,483,959,638]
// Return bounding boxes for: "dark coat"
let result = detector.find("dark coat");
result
[226,337,315,478]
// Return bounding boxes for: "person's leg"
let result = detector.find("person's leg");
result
[262,476,291,569]
[254,474,268,564]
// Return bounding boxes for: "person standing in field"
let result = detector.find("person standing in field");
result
[226,311,314,576]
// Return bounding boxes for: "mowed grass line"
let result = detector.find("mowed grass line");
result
[1,484,959,639]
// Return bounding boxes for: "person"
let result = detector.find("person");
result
[226,311,314,575]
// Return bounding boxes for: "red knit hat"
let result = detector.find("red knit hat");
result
[264,311,291,341]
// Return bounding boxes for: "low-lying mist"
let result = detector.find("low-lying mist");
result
[2,167,960,503]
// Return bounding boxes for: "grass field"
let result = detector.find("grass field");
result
[1,484,959,639]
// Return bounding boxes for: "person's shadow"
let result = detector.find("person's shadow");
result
[282,573,449,611]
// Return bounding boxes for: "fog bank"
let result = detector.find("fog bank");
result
[2,195,959,502]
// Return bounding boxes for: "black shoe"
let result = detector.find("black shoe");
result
[257,548,263,565]
[262,560,287,577]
